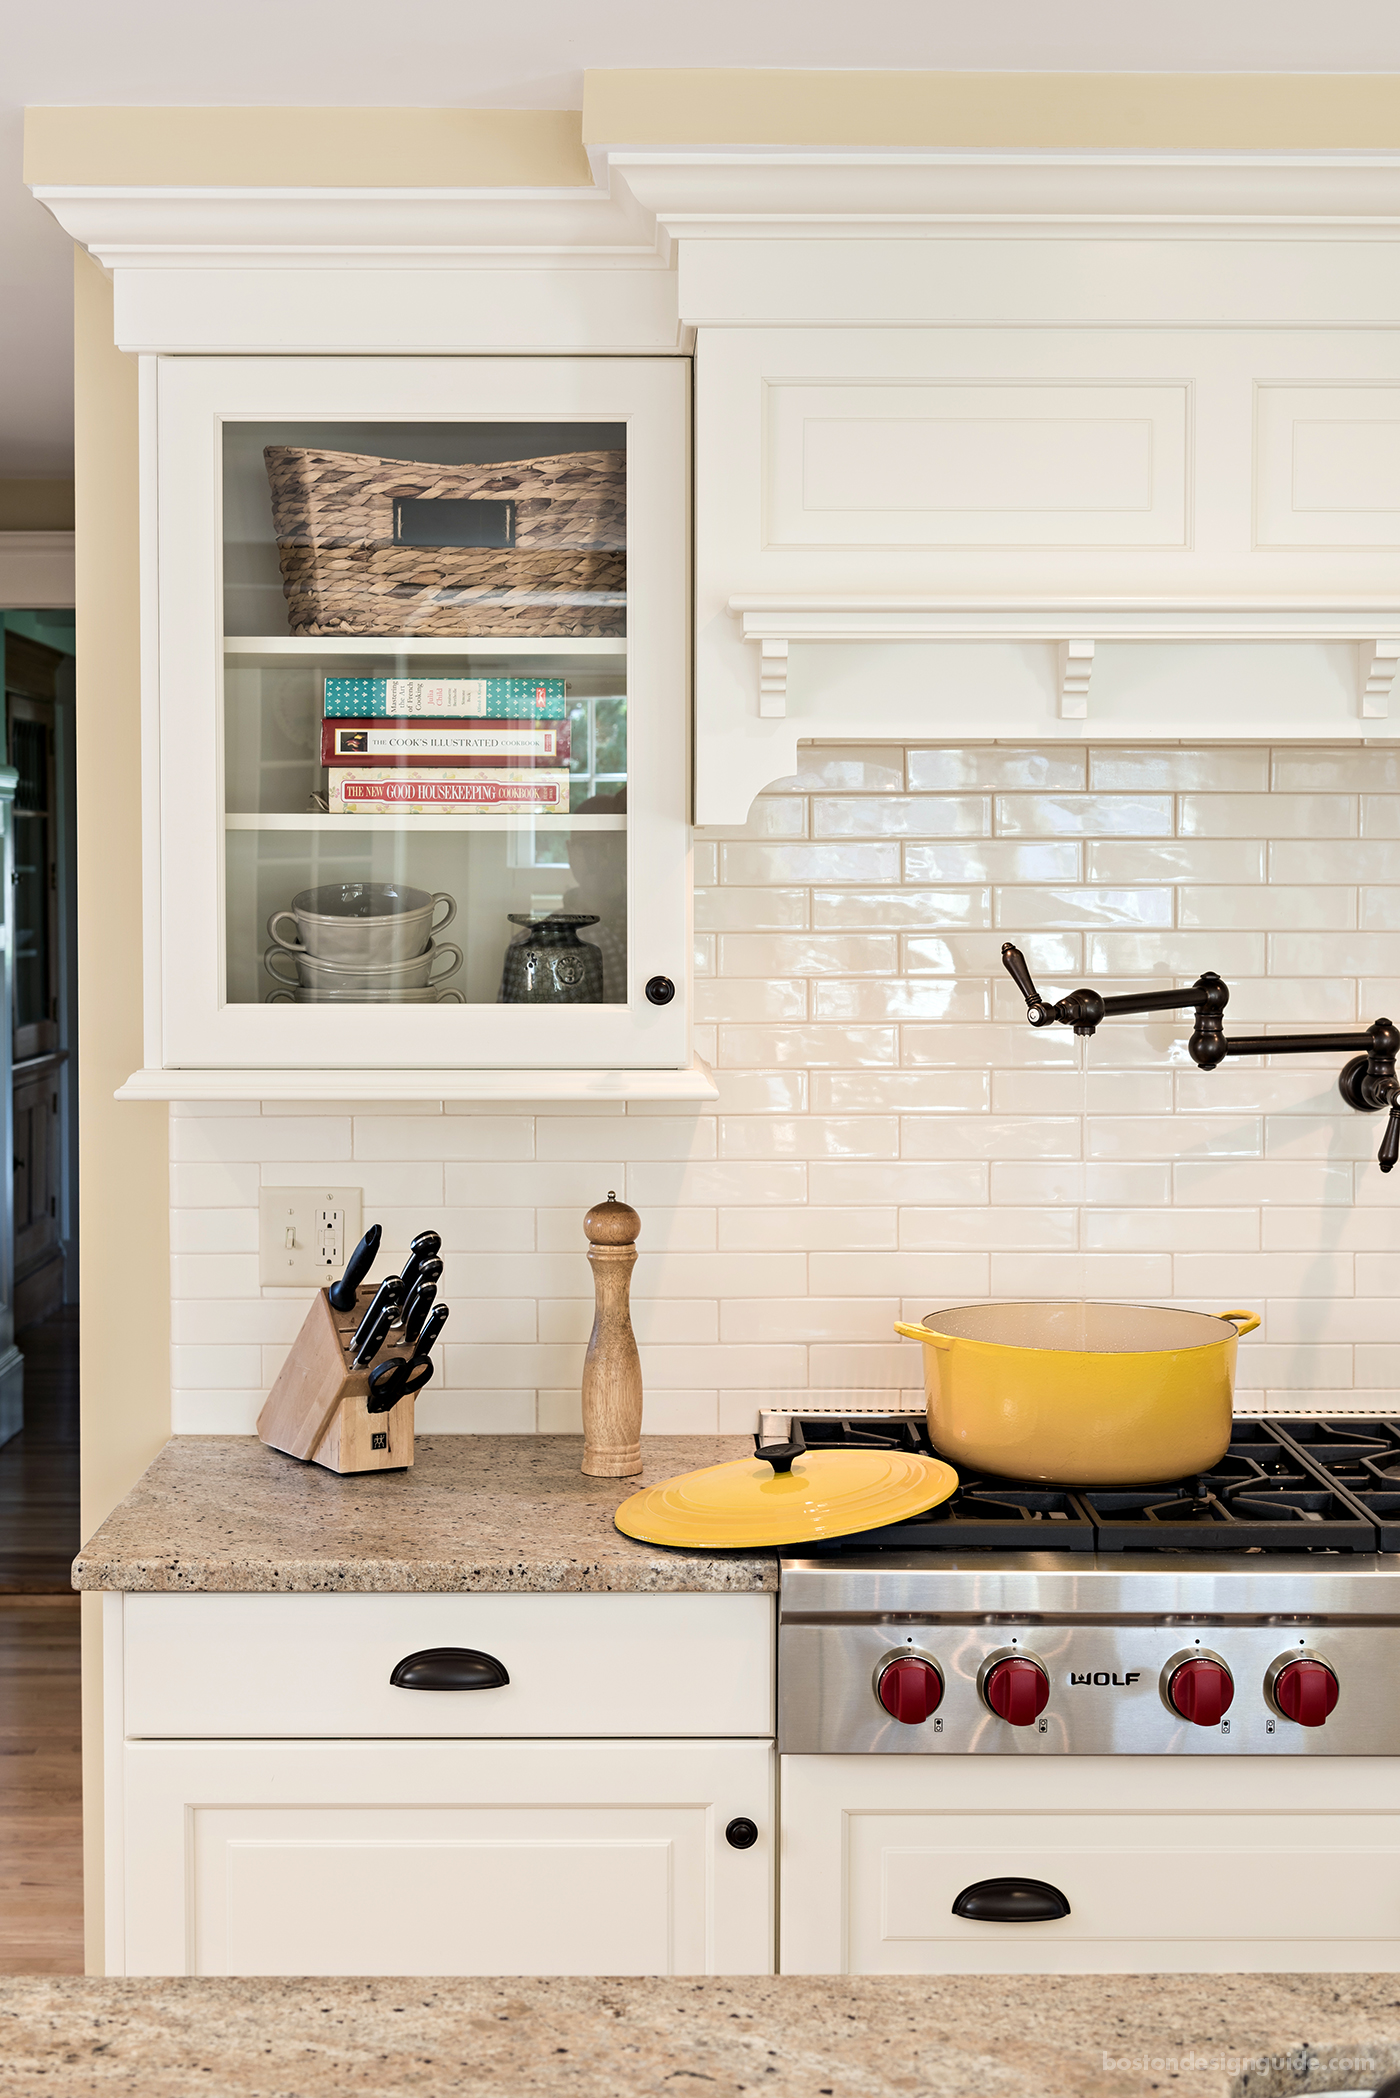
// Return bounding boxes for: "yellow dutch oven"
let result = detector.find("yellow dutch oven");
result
[895,1301,1261,1486]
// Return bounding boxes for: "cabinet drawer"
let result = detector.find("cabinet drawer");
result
[122,1591,774,1740]
[782,1755,1400,1975]
[120,1738,773,1977]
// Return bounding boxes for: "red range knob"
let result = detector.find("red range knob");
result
[1167,1658,1235,1728]
[1271,1657,1339,1728]
[983,1655,1050,1727]
[877,1656,944,1726]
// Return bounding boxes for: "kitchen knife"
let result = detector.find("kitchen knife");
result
[349,1275,400,1361]
[351,1301,397,1369]
[401,1278,438,1345]
[398,1230,442,1298]
[393,1255,441,1320]
[328,1222,381,1314]
[412,1302,449,1360]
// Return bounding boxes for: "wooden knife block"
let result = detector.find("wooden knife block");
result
[256,1285,416,1475]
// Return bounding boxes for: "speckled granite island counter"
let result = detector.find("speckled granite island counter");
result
[72,1433,774,1593]
[5,1973,1400,2097]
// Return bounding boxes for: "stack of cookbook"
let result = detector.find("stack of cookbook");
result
[322,677,571,814]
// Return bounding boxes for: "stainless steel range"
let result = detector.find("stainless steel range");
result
[768,1415,1400,1975]
[776,1415,1400,1758]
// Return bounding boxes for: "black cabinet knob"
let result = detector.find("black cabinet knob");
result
[725,1817,759,1850]
[645,975,676,1006]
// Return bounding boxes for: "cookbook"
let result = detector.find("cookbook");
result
[321,718,569,766]
[327,767,570,814]
[323,677,568,719]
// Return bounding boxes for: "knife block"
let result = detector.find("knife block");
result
[256,1285,416,1474]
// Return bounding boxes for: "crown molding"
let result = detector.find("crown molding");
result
[0,532,75,608]
[34,148,1400,279]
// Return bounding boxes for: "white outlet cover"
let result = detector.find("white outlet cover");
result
[259,1186,364,1289]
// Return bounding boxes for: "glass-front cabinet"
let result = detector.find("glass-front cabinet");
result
[137,356,694,1095]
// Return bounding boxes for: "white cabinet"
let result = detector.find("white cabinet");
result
[123,1738,772,1977]
[125,352,709,1101]
[781,1755,1400,1975]
[104,1591,776,1977]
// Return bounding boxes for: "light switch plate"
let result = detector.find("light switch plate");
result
[259,1186,364,1288]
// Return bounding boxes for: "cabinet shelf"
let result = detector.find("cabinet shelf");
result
[116,1058,719,1103]
[224,635,627,660]
[226,813,626,833]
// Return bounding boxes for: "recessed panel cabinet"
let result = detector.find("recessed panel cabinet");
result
[130,354,703,1099]
[123,1739,773,1978]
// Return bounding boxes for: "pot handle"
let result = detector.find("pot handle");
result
[895,1321,954,1350]
[1219,1309,1260,1337]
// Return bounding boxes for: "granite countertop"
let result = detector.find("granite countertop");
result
[72,1434,776,1596]
[3,1973,1400,2097]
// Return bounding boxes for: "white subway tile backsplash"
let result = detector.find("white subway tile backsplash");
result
[1088,747,1269,792]
[995,886,1173,929]
[995,794,1173,837]
[694,886,809,930]
[810,1070,990,1113]
[766,746,907,793]
[813,979,992,1022]
[719,1116,901,1160]
[989,1252,1175,1298]
[716,1207,897,1251]
[1179,795,1357,838]
[812,885,993,929]
[1180,887,1357,930]
[717,932,899,976]
[170,739,1400,1428]
[695,979,808,1022]
[721,841,899,885]
[907,747,1086,791]
[814,796,991,839]
[900,1207,1077,1250]
[1086,840,1266,885]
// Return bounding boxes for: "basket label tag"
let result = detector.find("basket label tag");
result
[393,496,516,549]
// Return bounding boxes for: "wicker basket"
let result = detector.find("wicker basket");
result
[263,446,627,638]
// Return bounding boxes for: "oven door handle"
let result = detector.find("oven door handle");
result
[952,1876,1071,1922]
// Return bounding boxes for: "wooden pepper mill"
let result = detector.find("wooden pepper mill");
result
[581,1191,643,1476]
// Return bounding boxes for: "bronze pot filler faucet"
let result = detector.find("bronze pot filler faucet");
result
[1000,942,1400,1174]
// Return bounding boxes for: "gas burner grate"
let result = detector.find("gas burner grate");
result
[779,1412,1400,1555]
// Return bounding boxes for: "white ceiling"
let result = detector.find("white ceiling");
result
[5,0,1400,479]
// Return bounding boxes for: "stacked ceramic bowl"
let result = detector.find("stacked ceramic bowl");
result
[265,882,462,1002]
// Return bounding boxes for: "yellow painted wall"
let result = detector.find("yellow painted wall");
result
[0,481,75,531]
[73,248,171,1974]
[51,74,1374,1970]
[25,107,591,188]
[583,68,1400,148]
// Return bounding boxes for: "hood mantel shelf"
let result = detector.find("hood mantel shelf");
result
[729,598,1400,719]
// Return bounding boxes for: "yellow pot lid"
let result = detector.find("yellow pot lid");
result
[614,1448,960,1550]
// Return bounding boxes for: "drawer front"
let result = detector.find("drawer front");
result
[781,1754,1400,1975]
[123,1591,774,1740]
[120,1737,774,1977]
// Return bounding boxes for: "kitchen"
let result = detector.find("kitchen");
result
[9,44,1400,2096]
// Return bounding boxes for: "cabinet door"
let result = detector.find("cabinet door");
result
[781,1755,1400,1975]
[154,354,690,1074]
[121,1739,773,1976]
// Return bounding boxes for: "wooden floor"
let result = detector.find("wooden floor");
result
[0,1306,80,1592]
[0,1311,85,1972]
[0,1594,83,1973]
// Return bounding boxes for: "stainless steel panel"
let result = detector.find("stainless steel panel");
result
[779,1619,1400,1754]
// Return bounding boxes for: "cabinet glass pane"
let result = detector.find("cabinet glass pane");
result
[221,420,627,1009]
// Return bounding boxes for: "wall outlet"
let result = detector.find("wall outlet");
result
[259,1187,364,1288]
